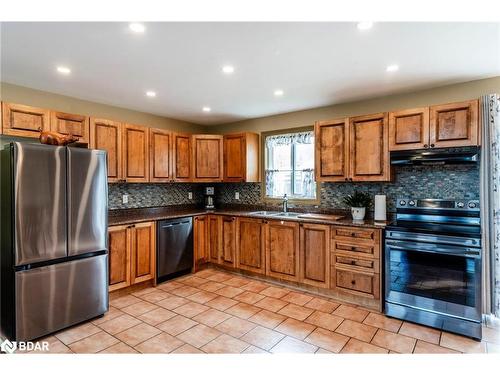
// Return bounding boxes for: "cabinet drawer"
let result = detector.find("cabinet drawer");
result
[333,241,379,258]
[333,254,377,271]
[332,227,378,242]
[333,267,379,298]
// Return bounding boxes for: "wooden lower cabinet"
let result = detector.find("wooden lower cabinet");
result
[299,223,330,288]
[208,215,221,263]
[221,216,237,267]
[108,221,155,292]
[266,220,300,281]
[332,266,380,299]
[236,217,266,274]
[194,215,209,269]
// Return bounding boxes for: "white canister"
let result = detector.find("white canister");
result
[374,194,387,221]
[351,207,366,220]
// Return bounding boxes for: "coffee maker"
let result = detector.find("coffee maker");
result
[204,186,215,209]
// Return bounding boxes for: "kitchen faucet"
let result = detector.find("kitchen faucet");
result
[282,194,288,213]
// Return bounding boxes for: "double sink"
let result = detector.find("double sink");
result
[248,211,302,218]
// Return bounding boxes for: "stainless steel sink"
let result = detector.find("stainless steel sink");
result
[248,211,281,216]
[273,212,301,217]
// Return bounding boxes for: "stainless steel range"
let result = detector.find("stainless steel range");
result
[385,198,482,340]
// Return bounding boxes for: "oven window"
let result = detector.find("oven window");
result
[389,249,477,307]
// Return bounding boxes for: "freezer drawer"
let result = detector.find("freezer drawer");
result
[15,254,108,341]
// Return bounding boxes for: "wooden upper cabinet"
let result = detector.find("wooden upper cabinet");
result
[192,134,223,182]
[207,215,221,263]
[108,225,130,292]
[236,217,266,274]
[130,221,155,285]
[90,118,123,183]
[223,132,260,182]
[221,216,237,268]
[389,107,429,151]
[1,102,49,138]
[172,133,192,182]
[123,124,149,183]
[50,111,90,144]
[349,113,390,182]
[266,220,300,282]
[429,100,479,148]
[300,223,330,288]
[149,128,172,182]
[315,118,349,182]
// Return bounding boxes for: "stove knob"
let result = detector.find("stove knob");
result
[399,200,406,206]
[408,200,416,207]
[457,202,465,208]
[468,202,477,209]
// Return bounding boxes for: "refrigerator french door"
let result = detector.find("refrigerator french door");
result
[1,142,108,341]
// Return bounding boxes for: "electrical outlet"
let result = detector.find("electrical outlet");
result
[188,192,193,200]
[122,194,129,204]
[235,192,240,200]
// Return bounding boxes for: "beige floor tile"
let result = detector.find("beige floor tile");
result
[260,286,290,299]
[304,327,349,353]
[170,285,200,297]
[440,332,486,353]
[275,318,316,340]
[177,324,222,348]
[140,290,171,303]
[482,326,500,344]
[234,291,266,304]
[224,276,252,288]
[241,281,269,293]
[23,336,72,354]
[399,321,441,345]
[202,334,250,353]
[216,316,257,338]
[156,281,183,292]
[280,291,314,306]
[157,315,197,336]
[242,345,268,354]
[332,305,369,322]
[69,331,119,353]
[135,332,184,353]
[215,286,245,298]
[55,322,102,345]
[371,329,417,353]
[193,268,218,278]
[225,302,261,319]
[363,312,402,333]
[270,336,317,353]
[205,295,239,311]
[255,296,289,312]
[413,340,460,354]
[99,342,138,354]
[206,273,233,283]
[186,291,218,304]
[155,295,189,310]
[178,276,209,287]
[340,338,388,354]
[121,300,158,317]
[278,303,314,321]
[198,281,227,292]
[91,306,124,325]
[241,326,285,351]
[335,320,377,343]
[173,301,210,318]
[97,314,142,335]
[305,297,340,313]
[115,322,162,346]
[305,310,343,331]
[172,344,204,354]
[193,308,232,327]
[131,287,158,297]
[110,295,142,309]
[248,309,287,329]
[138,307,177,326]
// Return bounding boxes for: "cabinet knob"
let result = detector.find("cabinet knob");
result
[350,260,356,265]
[424,144,429,148]
[351,233,356,237]
[345,178,348,181]
[430,144,435,148]
[351,280,356,285]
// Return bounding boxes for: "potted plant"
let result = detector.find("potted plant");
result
[343,191,372,221]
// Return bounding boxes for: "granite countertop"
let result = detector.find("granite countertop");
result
[108,205,389,229]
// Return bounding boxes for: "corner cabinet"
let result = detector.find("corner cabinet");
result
[315,118,349,182]
[223,132,260,182]
[266,220,300,281]
[192,134,224,182]
[1,102,50,138]
[236,217,266,274]
[123,124,149,183]
[90,118,123,183]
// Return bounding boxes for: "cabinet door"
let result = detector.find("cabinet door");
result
[236,217,266,274]
[266,220,300,281]
[90,118,123,183]
[208,215,221,263]
[192,134,223,182]
[149,128,172,182]
[123,124,149,183]
[50,111,90,144]
[2,102,49,138]
[221,216,237,268]
[223,133,246,182]
[429,100,479,148]
[172,133,192,182]
[108,225,130,291]
[389,107,429,151]
[315,119,349,182]
[299,223,330,288]
[194,215,209,269]
[130,222,155,285]
[349,113,390,182]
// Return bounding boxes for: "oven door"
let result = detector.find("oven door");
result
[385,238,482,322]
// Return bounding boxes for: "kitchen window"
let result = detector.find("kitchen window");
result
[264,129,317,200]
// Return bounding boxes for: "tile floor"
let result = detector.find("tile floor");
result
[21,268,500,354]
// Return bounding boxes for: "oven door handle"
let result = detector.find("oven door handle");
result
[386,241,481,257]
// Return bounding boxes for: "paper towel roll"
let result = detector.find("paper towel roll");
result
[374,195,387,221]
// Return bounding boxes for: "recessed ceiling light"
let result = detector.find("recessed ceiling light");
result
[129,23,145,33]
[357,22,373,31]
[386,64,399,72]
[202,106,211,112]
[274,89,284,97]
[146,91,156,97]
[56,66,71,75]
[222,65,235,74]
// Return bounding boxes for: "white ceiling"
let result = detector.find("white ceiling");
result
[1,22,499,125]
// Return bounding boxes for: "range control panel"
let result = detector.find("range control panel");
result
[396,198,480,211]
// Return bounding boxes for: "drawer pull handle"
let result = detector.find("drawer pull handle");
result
[351,280,356,285]
[351,246,356,251]
[351,233,356,237]
[350,260,356,265]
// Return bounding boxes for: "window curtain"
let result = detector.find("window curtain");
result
[265,131,314,147]
[480,94,500,317]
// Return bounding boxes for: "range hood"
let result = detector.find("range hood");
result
[390,147,479,166]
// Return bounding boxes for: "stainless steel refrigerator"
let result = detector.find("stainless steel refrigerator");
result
[1,142,108,341]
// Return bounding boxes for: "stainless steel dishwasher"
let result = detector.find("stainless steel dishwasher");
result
[156,217,194,283]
